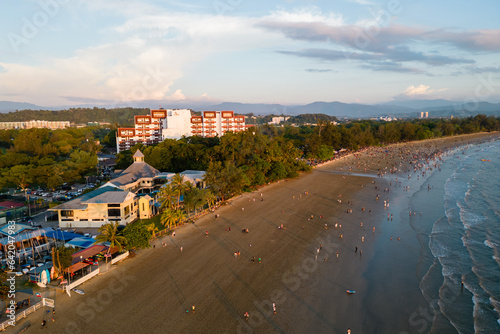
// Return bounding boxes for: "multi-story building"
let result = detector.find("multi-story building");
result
[0,120,70,130]
[116,108,246,153]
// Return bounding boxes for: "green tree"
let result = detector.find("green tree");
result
[161,209,177,228]
[94,222,127,262]
[158,184,175,211]
[122,224,151,250]
[146,223,159,238]
[171,173,188,209]
[51,246,75,278]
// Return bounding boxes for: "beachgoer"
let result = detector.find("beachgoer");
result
[192,305,195,313]
[41,320,47,329]
[355,246,358,253]
[244,312,249,320]
[205,231,208,237]
[273,302,276,314]
[180,246,183,252]
[173,231,176,237]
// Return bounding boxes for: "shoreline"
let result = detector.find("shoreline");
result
[13,132,498,334]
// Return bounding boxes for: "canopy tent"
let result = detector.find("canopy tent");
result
[64,262,90,274]
[71,245,107,264]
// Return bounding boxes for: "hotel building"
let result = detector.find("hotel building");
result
[116,108,246,153]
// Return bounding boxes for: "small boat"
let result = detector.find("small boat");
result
[72,288,85,295]
[480,159,491,162]
[346,290,356,294]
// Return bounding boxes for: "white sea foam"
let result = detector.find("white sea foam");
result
[484,240,498,249]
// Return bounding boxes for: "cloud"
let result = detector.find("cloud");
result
[0,2,276,106]
[259,10,499,73]
[305,68,334,73]
[346,0,374,5]
[392,84,448,100]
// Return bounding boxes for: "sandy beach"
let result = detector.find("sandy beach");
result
[13,132,498,334]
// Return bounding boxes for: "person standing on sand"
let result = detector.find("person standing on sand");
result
[273,302,277,314]
[192,305,195,313]
[180,246,183,252]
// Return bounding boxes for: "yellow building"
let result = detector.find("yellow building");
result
[50,187,138,228]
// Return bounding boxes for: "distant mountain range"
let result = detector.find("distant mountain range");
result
[1,99,499,119]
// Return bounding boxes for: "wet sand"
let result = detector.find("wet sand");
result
[14,132,498,334]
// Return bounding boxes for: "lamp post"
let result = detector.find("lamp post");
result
[80,256,83,277]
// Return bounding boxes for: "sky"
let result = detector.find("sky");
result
[1,0,499,107]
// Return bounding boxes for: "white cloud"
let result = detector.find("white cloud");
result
[0,3,279,106]
[403,84,447,96]
[266,7,344,26]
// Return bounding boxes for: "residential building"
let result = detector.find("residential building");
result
[0,120,70,130]
[116,108,246,153]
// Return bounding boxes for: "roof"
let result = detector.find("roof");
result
[44,230,82,242]
[65,237,95,249]
[181,170,206,180]
[108,161,160,187]
[0,223,34,237]
[14,289,33,301]
[65,262,90,274]
[133,150,144,158]
[72,245,107,263]
[29,263,53,274]
[83,191,132,204]
[49,186,125,211]
[0,227,53,246]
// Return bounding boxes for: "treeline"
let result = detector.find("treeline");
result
[117,114,498,200]
[284,114,500,158]
[117,130,311,200]
[0,107,150,126]
[0,127,105,190]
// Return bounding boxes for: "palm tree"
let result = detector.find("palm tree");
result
[161,209,176,229]
[171,174,187,209]
[146,223,159,238]
[158,184,175,211]
[203,189,216,211]
[173,210,186,227]
[94,222,127,263]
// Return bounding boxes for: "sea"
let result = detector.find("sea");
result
[408,137,500,334]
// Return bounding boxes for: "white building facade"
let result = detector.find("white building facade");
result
[116,108,246,153]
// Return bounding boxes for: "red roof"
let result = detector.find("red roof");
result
[72,245,108,264]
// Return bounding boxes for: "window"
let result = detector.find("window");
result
[108,209,121,217]
[108,204,120,208]
[61,210,73,217]
[124,206,130,215]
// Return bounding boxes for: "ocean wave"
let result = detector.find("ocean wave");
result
[459,206,485,229]
[484,240,498,249]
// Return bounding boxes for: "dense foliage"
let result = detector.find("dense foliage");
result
[122,223,152,250]
[0,107,150,126]
[0,127,101,190]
